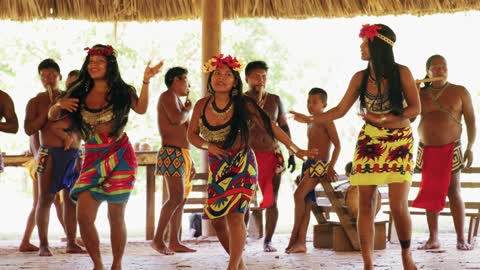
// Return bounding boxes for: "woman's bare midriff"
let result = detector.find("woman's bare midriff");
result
[91,122,121,136]
[368,118,411,130]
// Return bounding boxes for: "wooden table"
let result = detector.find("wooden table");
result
[3,151,158,240]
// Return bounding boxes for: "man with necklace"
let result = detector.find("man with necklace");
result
[412,54,476,250]
[244,60,295,252]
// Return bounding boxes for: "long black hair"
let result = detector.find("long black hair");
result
[66,44,132,139]
[421,54,445,89]
[207,67,273,149]
[359,24,404,116]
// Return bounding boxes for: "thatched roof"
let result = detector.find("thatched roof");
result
[1,0,480,22]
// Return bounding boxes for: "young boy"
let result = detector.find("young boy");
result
[286,88,341,253]
[49,69,80,150]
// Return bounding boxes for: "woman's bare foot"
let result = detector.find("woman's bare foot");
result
[150,241,174,255]
[239,259,248,270]
[19,242,39,252]
[93,264,104,270]
[285,242,306,254]
[456,241,474,251]
[285,237,296,252]
[38,246,52,256]
[263,241,277,252]
[66,242,87,254]
[401,249,417,270]
[169,242,196,253]
[418,239,440,250]
[76,237,85,247]
[111,262,121,270]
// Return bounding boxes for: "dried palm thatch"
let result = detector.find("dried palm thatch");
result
[0,0,479,22]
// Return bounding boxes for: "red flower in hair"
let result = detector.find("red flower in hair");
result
[203,54,242,73]
[359,24,382,42]
[84,45,116,57]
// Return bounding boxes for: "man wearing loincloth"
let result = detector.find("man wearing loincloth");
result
[151,67,196,255]
[413,55,476,250]
[24,59,84,256]
[244,60,296,252]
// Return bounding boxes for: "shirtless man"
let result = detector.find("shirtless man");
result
[0,89,19,173]
[24,58,84,256]
[244,60,296,252]
[151,67,196,255]
[413,54,476,250]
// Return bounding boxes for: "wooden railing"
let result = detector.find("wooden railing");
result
[3,151,158,240]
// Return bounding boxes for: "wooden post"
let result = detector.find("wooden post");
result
[146,165,156,240]
[201,0,222,92]
[200,0,222,237]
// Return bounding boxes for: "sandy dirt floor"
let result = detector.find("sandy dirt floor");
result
[0,233,478,270]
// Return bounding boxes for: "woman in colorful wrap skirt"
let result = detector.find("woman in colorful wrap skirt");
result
[188,54,317,270]
[290,24,420,270]
[49,44,163,270]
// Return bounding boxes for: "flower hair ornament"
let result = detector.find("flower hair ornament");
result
[359,24,395,46]
[202,54,242,73]
[84,45,116,57]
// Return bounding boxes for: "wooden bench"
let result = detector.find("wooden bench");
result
[312,177,390,251]
[183,172,208,214]
[314,181,389,222]
[384,167,480,244]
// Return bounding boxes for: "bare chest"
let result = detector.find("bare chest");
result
[85,92,109,109]
[261,99,279,121]
[420,90,462,114]
[308,124,327,141]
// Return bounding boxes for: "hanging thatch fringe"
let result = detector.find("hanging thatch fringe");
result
[0,0,479,22]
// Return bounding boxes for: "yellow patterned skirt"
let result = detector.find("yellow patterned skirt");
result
[350,123,414,186]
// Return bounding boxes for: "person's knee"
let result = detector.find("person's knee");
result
[389,201,407,215]
[171,194,185,206]
[359,200,377,217]
[37,193,55,207]
[211,220,227,233]
[268,202,278,211]
[108,215,125,228]
[108,209,125,225]
[77,212,95,227]
[165,195,184,207]
[293,189,305,203]
[448,188,462,202]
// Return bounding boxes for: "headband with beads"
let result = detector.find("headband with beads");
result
[359,24,394,46]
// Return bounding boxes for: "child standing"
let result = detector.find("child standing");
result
[286,88,341,253]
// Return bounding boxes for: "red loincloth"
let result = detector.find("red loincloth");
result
[254,151,277,209]
[412,143,455,212]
